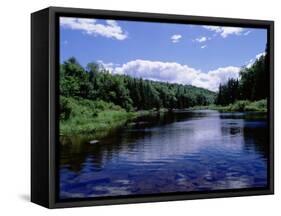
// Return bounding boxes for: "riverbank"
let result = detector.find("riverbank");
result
[60,97,137,137]
[60,97,168,139]
[60,97,267,143]
[190,99,267,112]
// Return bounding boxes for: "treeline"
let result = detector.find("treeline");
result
[60,57,215,112]
[216,48,268,106]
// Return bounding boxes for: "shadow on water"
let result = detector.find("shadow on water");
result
[60,110,268,172]
[243,123,269,158]
[219,112,268,158]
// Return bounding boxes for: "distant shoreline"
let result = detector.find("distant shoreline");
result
[60,99,267,146]
[189,99,267,113]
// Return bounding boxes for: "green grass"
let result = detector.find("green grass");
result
[60,97,137,137]
[191,99,267,112]
[59,97,171,141]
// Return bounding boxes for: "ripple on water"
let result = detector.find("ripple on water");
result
[60,110,268,199]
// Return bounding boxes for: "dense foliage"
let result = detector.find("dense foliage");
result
[60,57,216,115]
[216,48,268,106]
[60,96,136,135]
[59,53,268,136]
[59,57,217,135]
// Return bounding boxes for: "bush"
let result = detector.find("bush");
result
[59,97,137,136]
[215,99,267,112]
[60,96,72,120]
[229,100,250,112]
[245,99,267,112]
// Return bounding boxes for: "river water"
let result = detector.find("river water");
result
[59,110,268,199]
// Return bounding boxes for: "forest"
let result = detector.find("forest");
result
[214,48,268,112]
[60,57,215,135]
[60,57,215,112]
[60,49,268,136]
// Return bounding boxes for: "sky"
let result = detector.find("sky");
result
[59,17,267,92]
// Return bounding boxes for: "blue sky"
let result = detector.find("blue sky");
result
[60,17,267,91]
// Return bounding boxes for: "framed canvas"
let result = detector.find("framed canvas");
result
[31,6,274,208]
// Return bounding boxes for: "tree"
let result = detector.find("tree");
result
[216,46,268,105]
[60,57,90,98]
[60,57,216,111]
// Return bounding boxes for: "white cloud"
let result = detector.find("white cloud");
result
[201,45,207,49]
[96,60,119,72]
[195,36,208,43]
[203,26,245,38]
[246,52,266,68]
[100,59,240,92]
[194,66,240,91]
[171,34,182,43]
[256,52,266,59]
[97,51,264,92]
[113,60,199,84]
[60,17,127,40]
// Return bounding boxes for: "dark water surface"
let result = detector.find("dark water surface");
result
[59,110,268,199]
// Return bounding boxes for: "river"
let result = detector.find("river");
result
[59,110,268,199]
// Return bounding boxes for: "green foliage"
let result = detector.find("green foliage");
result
[216,78,239,105]
[212,99,267,112]
[60,57,216,112]
[216,47,268,106]
[244,99,267,112]
[60,97,136,135]
[59,57,218,137]
[60,57,91,98]
[239,54,268,101]
[58,55,268,139]
[227,100,251,112]
[60,96,72,120]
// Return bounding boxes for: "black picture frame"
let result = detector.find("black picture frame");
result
[31,6,274,209]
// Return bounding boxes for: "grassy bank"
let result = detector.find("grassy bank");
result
[191,99,267,112]
[60,97,171,141]
[60,96,267,143]
[60,97,138,138]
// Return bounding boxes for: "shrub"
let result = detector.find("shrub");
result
[245,99,267,112]
[60,96,72,120]
[59,97,136,136]
[229,100,250,112]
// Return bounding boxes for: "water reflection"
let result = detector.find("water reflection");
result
[60,110,268,199]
